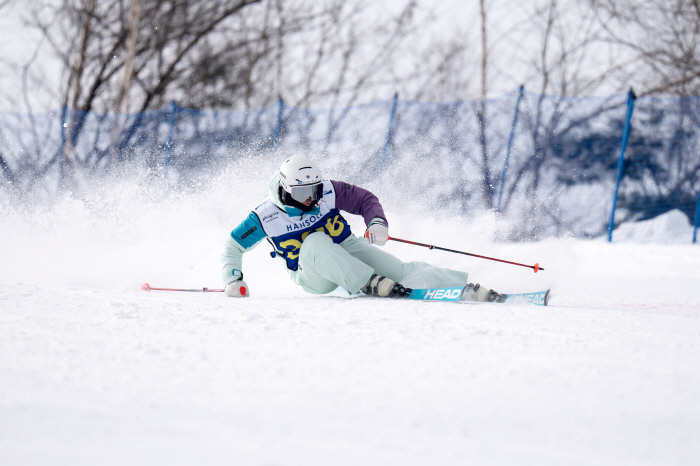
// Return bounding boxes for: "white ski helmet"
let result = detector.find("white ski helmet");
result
[278,155,324,207]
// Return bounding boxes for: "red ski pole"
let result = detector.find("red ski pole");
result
[387,236,544,273]
[141,283,225,292]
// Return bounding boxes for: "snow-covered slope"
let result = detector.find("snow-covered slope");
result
[1,169,699,465]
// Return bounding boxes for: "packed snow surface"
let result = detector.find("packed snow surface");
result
[1,167,699,465]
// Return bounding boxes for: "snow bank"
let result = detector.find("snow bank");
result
[612,209,696,244]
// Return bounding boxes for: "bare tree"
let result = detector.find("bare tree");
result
[24,0,432,114]
[495,0,621,238]
[18,0,436,187]
[114,0,141,113]
[406,30,473,102]
[592,0,700,96]
[23,0,270,186]
[28,0,270,115]
[475,0,495,210]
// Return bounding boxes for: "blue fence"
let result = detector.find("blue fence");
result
[1,88,699,243]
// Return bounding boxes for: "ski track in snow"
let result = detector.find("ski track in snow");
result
[1,176,700,465]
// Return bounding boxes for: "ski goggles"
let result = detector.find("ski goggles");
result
[283,181,324,203]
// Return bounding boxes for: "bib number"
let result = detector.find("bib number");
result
[278,214,348,262]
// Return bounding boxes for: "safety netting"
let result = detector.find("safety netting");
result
[1,89,698,242]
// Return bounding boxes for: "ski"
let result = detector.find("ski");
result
[503,289,550,306]
[407,286,550,306]
[408,286,465,302]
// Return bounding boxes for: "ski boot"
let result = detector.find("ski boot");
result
[363,274,412,298]
[461,283,506,303]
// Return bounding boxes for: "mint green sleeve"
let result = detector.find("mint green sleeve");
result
[221,212,267,285]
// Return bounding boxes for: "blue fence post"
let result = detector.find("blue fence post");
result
[57,105,68,190]
[272,97,284,150]
[693,190,700,243]
[164,102,177,178]
[608,88,637,242]
[496,85,524,213]
[380,93,399,177]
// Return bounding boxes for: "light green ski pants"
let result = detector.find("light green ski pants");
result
[290,232,469,295]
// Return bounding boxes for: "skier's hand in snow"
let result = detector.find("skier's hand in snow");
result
[365,218,389,246]
[225,280,250,297]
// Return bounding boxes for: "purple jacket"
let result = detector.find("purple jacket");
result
[331,180,387,227]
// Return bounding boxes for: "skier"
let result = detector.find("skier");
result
[221,155,503,301]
